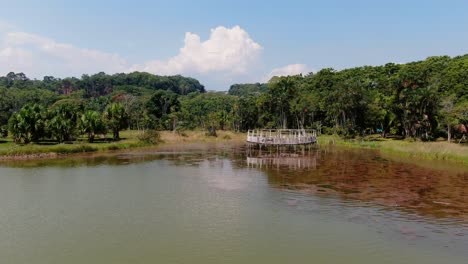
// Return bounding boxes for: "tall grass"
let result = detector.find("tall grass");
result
[158,130,246,144]
[318,135,468,164]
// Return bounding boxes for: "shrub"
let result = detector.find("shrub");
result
[0,126,7,138]
[137,130,161,144]
[107,145,120,150]
[206,126,217,137]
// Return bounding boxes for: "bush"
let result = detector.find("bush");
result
[205,126,217,137]
[138,130,161,144]
[107,145,120,150]
[403,137,418,142]
[322,126,333,135]
[0,126,7,138]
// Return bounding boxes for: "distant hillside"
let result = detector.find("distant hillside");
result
[0,71,205,97]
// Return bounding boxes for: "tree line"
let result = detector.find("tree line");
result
[8,102,127,143]
[1,54,467,144]
[229,55,468,141]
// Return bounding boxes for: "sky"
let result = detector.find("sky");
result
[1,0,468,90]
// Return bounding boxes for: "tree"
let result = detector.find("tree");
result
[228,83,268,96]
[440,95,458,142]
[452,100,468,142]
[146,90,180,129]
[0,126,7,138]
[104,103,128,140]
[8,104,46,144]
[1,54,468,142]
[78,110,107,142]
[232,95,258,131]
[260,75,301,129]
[47,103,81,143]
[178,92,237,130]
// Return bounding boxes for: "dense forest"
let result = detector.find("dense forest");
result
[1,54,467,144]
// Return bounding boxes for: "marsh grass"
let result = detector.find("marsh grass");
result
[319,135,468,164]
[159,130,245,144]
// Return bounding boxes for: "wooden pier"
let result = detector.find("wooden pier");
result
[247,129,317,146]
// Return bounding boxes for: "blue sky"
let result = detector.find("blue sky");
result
[1,0,468,90]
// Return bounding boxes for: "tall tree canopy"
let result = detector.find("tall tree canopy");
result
[1,54,468,144]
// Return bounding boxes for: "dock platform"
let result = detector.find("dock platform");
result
[247,129,317,146]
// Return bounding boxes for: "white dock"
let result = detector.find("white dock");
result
[247,129,317,146]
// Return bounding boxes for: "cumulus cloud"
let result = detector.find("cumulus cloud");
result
[130,26,263,75]
[264,63,312,82]
[0,25,263,85]
[0,31,127,76]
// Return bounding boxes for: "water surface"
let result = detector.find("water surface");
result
[0,144,467,263]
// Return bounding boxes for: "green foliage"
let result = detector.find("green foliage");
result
[0,71,203,103]
[178,92,237,130]
[257,75,303,129]
[1,53,468,144]
[146,90,180,129]
[78,110,107,142]
[137,130,161,144]
[104,103,128,140]
[47,103,82,143]
[228,83,268,96]
[8,104,47,144]
[0,126,7,138]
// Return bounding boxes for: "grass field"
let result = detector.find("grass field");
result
[0,130,246,159]
[318,134,468,164]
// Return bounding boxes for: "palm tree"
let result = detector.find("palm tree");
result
[47,103,80,143]
[104,103,128,140]
[79,110,106,142]
[8,104,46,144]
[8,113,27,144]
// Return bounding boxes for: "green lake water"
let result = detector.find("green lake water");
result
[0,144,467,263]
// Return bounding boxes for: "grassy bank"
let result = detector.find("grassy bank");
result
[318,134,468,164]
[158,130,246,144]
[3,131,466,164]
[0,130,246,159]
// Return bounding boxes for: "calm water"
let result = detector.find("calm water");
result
[0,144,467,264]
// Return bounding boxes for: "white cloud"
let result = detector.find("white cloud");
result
[130,26,263,75]
[0,31,127,77]
[264,63,311,82]
[0,25,263,86]
[0,47,34,69]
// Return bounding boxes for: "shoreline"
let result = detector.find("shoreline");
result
[1,132,467,165]
[318,135,468,164]
[0,130,247,161]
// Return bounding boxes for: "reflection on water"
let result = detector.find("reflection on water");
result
[0,143,467,263]
[2,144,467,224]
[253,147,468,223]
[247,153,318,170]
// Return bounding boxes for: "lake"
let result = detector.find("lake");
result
[0,143,467,264]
